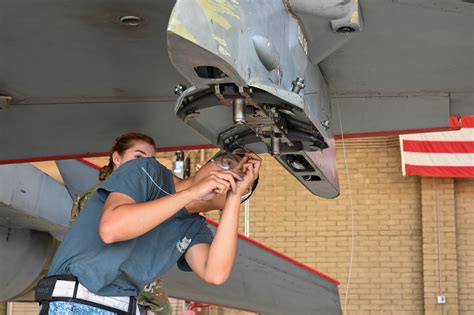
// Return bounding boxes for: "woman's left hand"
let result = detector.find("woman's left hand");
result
[233,152,262,196]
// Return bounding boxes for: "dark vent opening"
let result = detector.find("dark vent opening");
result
[195,66,228,79]
[302,175,322,182]
[284,154,315,173]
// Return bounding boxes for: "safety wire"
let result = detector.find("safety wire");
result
[335,97,356,314]
[141,167,174,197]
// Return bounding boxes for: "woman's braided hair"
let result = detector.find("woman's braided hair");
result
[99,132,156,181]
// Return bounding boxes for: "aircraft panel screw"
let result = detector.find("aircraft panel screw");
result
[322,120,330,130]
[291,77,305,94]
[174,84,187,96]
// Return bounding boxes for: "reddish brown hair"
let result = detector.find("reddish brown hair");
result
[99,133,156,181]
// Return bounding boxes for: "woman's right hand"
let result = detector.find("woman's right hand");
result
[190,170,241,201]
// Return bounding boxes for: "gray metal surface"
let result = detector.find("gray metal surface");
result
[0,228,55,301]
[56,160,102,199]
[288,0,355,19]
[0,0,209,161]
[330,95,450,135]
[449,93,474,117]
[0,101,209,161]
[0,164,71,239]
[164,224,341,315]
[316,0,474,95]
[0,0,472,161]
[0,0,179,102]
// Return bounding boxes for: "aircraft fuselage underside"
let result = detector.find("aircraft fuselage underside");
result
[167,0,360,198]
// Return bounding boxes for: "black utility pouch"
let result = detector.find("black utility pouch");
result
[35,274,77,302]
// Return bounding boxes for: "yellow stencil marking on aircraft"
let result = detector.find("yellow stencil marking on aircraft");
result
[350,10,359,25]
[213,34,231,57]
[198,0,240,30]
[169,17,198,44]
[213,35,227,47]
[351,0,360,25]
[218,45,231,57]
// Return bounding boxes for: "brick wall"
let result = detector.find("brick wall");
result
[238,138,425,314]
[421,178,459,314]
[455,179,474,313]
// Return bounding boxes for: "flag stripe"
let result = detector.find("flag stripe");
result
[401,116,473,178]
[402,140,474,153]
[401,128,473,142]
[405,165,474,178]
[461,116,474,128]
[403,152,474,166]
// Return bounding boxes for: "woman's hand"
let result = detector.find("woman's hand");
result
[190,170,242,201]
[233,152,262,196]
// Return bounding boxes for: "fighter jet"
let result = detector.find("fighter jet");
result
[0,0,472,313]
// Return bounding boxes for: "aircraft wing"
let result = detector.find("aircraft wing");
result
[164,218,340,315]
[1,0,472,163]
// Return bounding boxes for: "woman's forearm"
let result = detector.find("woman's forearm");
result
[203,193,241,284]
[99,189,195,243]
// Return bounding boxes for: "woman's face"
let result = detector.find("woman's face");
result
[112,140,156,168]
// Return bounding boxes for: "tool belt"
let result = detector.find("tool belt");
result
[35,275,137,315]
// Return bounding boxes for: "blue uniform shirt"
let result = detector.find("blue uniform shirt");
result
[48,157,214,296]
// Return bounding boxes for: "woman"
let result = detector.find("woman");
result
[37,133,261,314]
[70,133,172,315]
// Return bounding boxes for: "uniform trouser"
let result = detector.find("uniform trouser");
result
[39,301,144,315]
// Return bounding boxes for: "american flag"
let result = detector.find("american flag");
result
[400,116,474,178]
